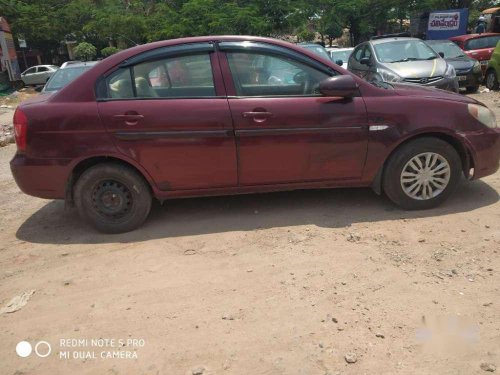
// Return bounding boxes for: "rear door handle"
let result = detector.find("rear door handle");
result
[113,113,144,126]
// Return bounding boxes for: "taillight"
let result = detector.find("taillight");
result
[13,108,28,152]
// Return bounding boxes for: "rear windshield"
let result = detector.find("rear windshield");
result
[465,35,500,50]
[301,45,331,60]
[44,66,92,91]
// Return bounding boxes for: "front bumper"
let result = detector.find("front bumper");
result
[10,153,70,199]
[461,128,500,180]
[456,70,483,89]
[402,76,459,92]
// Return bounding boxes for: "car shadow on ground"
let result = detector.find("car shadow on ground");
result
[16,179,499,245]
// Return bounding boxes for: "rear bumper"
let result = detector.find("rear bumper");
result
[462,128,500,180]
[10,153,70,199]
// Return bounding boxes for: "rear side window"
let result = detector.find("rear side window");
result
[465,37,489,50]
[226,52,330,96]
[486,35,500,48]
[104,53,215,99]
[37,67,49,72]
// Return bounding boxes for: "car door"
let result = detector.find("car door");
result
[21,67,36,85]
[348,44,372,79]
[218,41,368,185]
[96,43,237,191]
[36,66,50,84]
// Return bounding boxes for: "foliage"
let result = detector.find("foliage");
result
[1,0,499,60]
[74,42,97,60]
[101,46,121,57]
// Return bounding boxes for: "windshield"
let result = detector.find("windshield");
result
[374,40,438,63]
[427,41,466,58]
[44,66,92,91]
[302,45,331,60]
[330,50,352,63]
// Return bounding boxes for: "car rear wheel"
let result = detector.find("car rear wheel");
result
[383,138,461,210]
[74,163,152,233]
[485,69,499,90]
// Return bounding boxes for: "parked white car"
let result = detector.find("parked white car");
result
[20,65,58,86]
[327,47,354,67]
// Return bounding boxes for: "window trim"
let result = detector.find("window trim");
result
[96,43,220,101]
[219,41,337,98]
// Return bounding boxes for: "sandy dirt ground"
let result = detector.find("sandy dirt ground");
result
[0,91,499,375]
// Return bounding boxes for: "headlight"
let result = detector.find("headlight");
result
[376,68,402,83]
[468,104,497,128]
[445,64,456,78]
[473,60,481,73]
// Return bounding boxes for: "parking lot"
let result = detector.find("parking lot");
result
[0,89,497,374]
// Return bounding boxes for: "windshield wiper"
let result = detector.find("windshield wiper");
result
[425,56,438,60]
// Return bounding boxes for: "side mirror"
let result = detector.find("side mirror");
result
[438,52,445,58]
[360,57,371,66]
[319,75,358,98]
[335,59,344,66]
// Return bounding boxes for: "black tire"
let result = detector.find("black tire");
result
[74,163,152,233]
[383,137,462,210]
[485,69,499,90]
[466,85,479,93]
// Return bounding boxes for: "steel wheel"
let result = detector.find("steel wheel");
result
[91,180,132,220]
[400,152,451,200]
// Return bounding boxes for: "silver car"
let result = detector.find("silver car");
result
[348,36,459,92]
[20,65,58,86]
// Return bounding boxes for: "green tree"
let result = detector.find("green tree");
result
[74,41,97,60]
[101,46,121,57]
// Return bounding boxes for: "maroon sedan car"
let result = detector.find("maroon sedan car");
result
[11,36,500,233]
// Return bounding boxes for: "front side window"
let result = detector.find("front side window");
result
[37,67,49,72]
[24,67,36,75]
[226,52,330,96]
[104,53,215,99]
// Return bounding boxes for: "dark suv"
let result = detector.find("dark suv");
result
[11,36,500,233]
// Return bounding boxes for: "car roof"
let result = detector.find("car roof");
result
[329,47,354,51]
[48,35,365,103]
[449,33,500,41]
[425,39,455,44]
[369,37,422,45]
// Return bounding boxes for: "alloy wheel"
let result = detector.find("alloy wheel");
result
[400,152,451,200]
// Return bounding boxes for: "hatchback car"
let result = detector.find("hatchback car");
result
[485,40,500,90]
[20,65,58,86]
[348,36,458,92]
[449,33,500,73]
[426,39,483,93]
[11,36,500,233]
[43,61,99,93]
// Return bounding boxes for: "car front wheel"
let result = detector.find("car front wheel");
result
[383,137,461,210]
[486,69,499,90]
[74,163,152,233]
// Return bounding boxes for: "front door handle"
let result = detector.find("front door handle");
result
[242,111,273,123]
[113,113,144,126]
